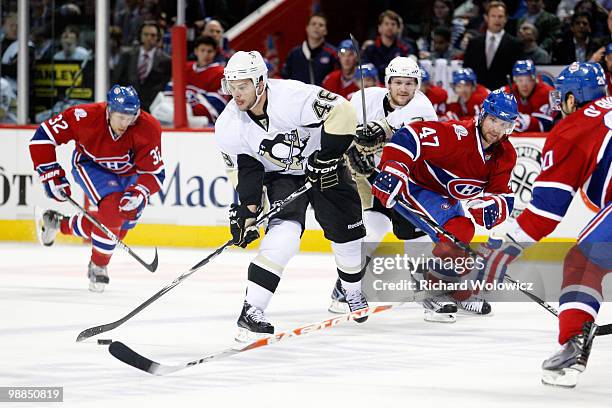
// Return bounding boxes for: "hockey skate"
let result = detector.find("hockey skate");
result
[341,285,369,323]
[541,322,597,388]
[422,295,457,323]
[455,296,492,316]
[328,278,350,314]
[235,301,274,342]
[88,261,109,293]
[35,208,64,247]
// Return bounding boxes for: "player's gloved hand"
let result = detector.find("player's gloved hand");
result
[472,233,526,288]
[229,203,260,248]
[514,112,531,132]
[346,144,376,176]
[119,184,149,220]
[466,195,508,230]
[305,151,341,191]
[371,160,409,208]
[37,162,71,202]
[355,119,394,147]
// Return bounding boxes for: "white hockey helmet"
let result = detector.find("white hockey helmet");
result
[222,50,268,95]
[384,56,421,89]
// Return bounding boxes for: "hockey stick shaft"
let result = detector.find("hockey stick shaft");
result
[393,196,559,317]
[76,182,312,342]
[63,194,159,273]
[349,34,368,127]
[108,303,397,375]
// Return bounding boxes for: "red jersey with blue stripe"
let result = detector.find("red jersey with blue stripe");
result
[502,81,554,132]
[29,102,165,195]
[445,84,490,121]
[380,119,516,208]
[516,96,612,241]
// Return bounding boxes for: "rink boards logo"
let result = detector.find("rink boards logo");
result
[258,129,309,171]
[510,142,542,218]
[447,179,486,200]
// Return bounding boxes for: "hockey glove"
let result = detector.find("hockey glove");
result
[229,203,260,248]
[472,233,525,288]
[305,151,341,191]
[371,160,409,208]
[355,119,394,148]
[37,162,71,202]
[346,144,376,176]
[466,195,509,230]
[119,184,149,220]
[514,113,531,133]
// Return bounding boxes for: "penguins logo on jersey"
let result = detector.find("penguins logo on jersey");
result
[258,129,308,170]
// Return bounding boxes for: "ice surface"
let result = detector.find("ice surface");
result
[1,243,611,408]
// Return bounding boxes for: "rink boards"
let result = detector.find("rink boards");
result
[0,127,596,250]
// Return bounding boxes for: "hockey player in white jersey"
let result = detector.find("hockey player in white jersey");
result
[329,56,438,314]
[215,51,368,341]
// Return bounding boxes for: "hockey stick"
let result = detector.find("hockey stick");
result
[63,194,159,273]
[350,33,368,127]
[76,182,312,342]
[108,303,396,375]
[391,194,560,317]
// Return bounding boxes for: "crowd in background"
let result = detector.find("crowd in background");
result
[1,0,612,127]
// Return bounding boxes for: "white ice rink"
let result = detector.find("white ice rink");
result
[1,242,611,408]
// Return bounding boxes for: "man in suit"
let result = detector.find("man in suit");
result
[112,21,171,112]
[463,1,524,91]
[516,0,561,52]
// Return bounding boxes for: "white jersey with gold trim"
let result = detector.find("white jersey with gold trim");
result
[215,78,346,175]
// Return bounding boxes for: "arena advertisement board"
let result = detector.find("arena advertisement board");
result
[0,129,595,244]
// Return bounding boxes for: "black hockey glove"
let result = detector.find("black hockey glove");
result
[355,119,394,147]
[229,203,260,248]
[346,144,376,176]
[305,151,341,191]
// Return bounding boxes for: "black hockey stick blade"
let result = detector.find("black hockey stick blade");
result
[131,245,158,272]
[109,341,161,375]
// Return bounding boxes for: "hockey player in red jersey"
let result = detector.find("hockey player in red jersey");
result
[478,62,611,388]
[30,85,165,292]
[502,59,554,132]
[420,68,448,118]
[445,68,490,121]
[321,39,359,99]
[371,89,518,322]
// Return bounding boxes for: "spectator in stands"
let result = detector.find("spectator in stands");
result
[0,12,17,55]
[574,0,609,39]
[184,35,227,123]
[109,26,123,76]
[518,22,551,64]
[281,12,337,85]
[420,0,465,53]
[202,19,231,64]
[113,21,171,112]
[321,39,359,99]
[557,0,581,22]
[502,59,554,132]
[53,26,90,61]
[463,1,524,90]
[603,42,612,95]
[551,12,604,64]
[420,68,448,118]
[31,27,54,61]
[114,0,147,46]
[516,0,560,52]
[422,26,463,60]
[445,67,490,121]
[363,10,414,84]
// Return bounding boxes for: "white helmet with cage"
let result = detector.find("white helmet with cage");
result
[222,51,268,98]
[384,56,421,89]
